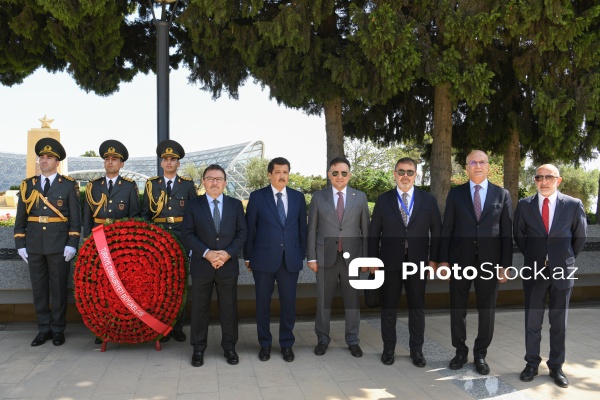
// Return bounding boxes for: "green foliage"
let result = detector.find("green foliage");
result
[180,162,205,191]
[288,173,327,194]
[80,150,99,157]
[586,212,597,225]
[555,166,599,212]
[0,216,15,227]
[349,168,394,203]
[451,160,504,187]
[9,185,19,190]
[244,157,270,192]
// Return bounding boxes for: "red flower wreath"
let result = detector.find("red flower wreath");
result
[74,220,187,344]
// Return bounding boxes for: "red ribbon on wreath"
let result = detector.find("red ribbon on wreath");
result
[92,225,172,337]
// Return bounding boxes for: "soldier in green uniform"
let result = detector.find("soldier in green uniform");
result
[142,139,197,343]
[82,139,140,238]
[14,138,81,347]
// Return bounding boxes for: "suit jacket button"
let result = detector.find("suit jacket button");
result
[109,200,113,203]
[43,206,47,209]
[168,207,172,210]
[216,238,220,241]
[281,244,284,246]
[109,210,112,213]
[43,227,47,230]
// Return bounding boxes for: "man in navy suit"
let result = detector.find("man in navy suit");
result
[369,157,442,367]
[514,164,586,388]
[245,157,308,362]
[439,150,512,375]
[182,164,247,367]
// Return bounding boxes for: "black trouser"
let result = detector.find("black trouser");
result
[190,274,238,352]
[28,252,70,334]
[449,256,499,359]
[381,252,427,352]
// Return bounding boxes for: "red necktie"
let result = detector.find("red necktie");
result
[542,197,550,233]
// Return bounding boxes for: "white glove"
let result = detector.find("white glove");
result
[64,246,77,262]
[17,248,28,263]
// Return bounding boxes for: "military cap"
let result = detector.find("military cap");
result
[157,139,185,159]
[35,137,66,161]
[99,139,129,161]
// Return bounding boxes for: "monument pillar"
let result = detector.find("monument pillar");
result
[27,115,62,177]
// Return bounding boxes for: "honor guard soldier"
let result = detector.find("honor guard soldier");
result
[83,139,140,238]
[142,139,197,343]
[14,138,81,347]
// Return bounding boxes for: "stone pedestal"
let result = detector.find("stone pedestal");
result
[26,128,62,178]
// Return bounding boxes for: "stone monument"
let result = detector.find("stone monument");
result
[26,115,62,177]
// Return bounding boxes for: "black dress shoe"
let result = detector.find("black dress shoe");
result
[224,350,239,365]
[172,330,186,342]
[281,346,295,362]
[159,333,171,343]
[94,337,103,344]
[474,358,490,375]
[549,367,569,388]
[348,344,363,358]
[31,332,52,347]
[52,332,65,346]
[381,349,395,365]
[448,354,468,370]
[191,350,204,367]
[520,365,538,382]
[410,351,426,368]
[258,346,271,361]
[314,342,328,356]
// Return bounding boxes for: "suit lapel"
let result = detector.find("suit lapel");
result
[169,176,181,198]
[407,189,421,227]
[264,187,282,226]
[462,183,478,221]
[552,192,566,234]
[529,194,547,235]
[110,176,123,198]
[479,183,494,221]
[389,189,405,226]
[341,188,354,225]
[201,195,218,233]
[285,189,295,226]
[324,188,337,221]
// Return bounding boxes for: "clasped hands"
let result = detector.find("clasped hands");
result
[205,250,230,269]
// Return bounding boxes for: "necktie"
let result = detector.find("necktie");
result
[43,178,50,197]
[276,192,286,225]
[473,184,482,221]
[336,191,344,251]
[542,197,550,233]
[400,192,409,225]
[167,180,172,197]
[108,179,114,195]
[213,199,220,234]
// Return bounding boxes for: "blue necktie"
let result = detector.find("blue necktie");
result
[276,192,286,225]
[213,199,220,234]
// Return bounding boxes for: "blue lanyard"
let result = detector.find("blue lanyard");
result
[396,190,414,219]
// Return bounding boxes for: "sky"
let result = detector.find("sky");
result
[0,68,328,177]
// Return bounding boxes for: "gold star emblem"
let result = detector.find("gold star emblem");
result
[39,115,54,129]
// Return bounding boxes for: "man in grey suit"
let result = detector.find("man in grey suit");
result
[307,157,370,358]
[514,164,586,388]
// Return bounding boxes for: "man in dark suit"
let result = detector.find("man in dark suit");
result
[182,164,247,367]
[244,157,307,362]
[142,139,197,343]
[83,139,140,344]
[83,139,140,238]
[14,138,81,346]
[514,164,586,388]
[308,156,369,358]
[439,150,512,375]
[369,157,441,367]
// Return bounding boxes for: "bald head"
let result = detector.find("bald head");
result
[535,164,562,197]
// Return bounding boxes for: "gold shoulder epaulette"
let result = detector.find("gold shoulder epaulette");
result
[90,176,103,183]
[179,175,193,181]
[121,176,135,183]
[62,175,75,181]
[148,176,160,181]
[24,176,36,182]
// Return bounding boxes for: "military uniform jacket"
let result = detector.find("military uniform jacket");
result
[14,175,81,254]
[141,175,197,240]
[83,176,140,237]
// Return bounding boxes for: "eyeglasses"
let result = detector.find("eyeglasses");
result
[330,171,349,177]
[396,169,415,177]
[534,175,558,182]
[204,177,225,183]
[468,160,488,167]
